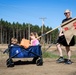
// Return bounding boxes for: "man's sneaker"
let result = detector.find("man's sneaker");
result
[56,57,65,63]
[65,59,72,64]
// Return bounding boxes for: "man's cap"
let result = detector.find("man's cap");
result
[64,9,71,13]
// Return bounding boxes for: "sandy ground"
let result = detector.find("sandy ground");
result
[0,44,76,75]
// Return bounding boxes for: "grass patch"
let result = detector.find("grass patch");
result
[42,51,59,58]
[42,51,76,58]
[71,55,76,58]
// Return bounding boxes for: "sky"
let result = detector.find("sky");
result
[0,0,76,28]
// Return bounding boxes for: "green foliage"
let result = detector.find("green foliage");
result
[0,18,59,44]
[51,29,59,43]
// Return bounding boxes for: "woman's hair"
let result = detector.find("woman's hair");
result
[30,32,38,38]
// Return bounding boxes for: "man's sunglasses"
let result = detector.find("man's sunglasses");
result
[64,12,70,15]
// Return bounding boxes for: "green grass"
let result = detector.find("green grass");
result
[42,51,76,58]
[42,51,59,58]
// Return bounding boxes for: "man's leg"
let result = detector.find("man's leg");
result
[56,43,64,63]
[65,46,72,64]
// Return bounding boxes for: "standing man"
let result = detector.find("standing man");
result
[56,9,75,64]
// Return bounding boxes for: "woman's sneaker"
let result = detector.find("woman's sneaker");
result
[56,57,65,63]
[65,59,72,64]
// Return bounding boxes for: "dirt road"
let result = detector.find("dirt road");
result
[0,45,76,75]
[0,56,76,75]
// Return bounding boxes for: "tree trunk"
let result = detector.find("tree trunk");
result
[13,29,15,38]
[47,34,49,44]
[5,30,7,44]
[19,29,22,41]
[1,24,3,44]
[23,29,25,38]
[16,29,18,39]
[50,33,51,44]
